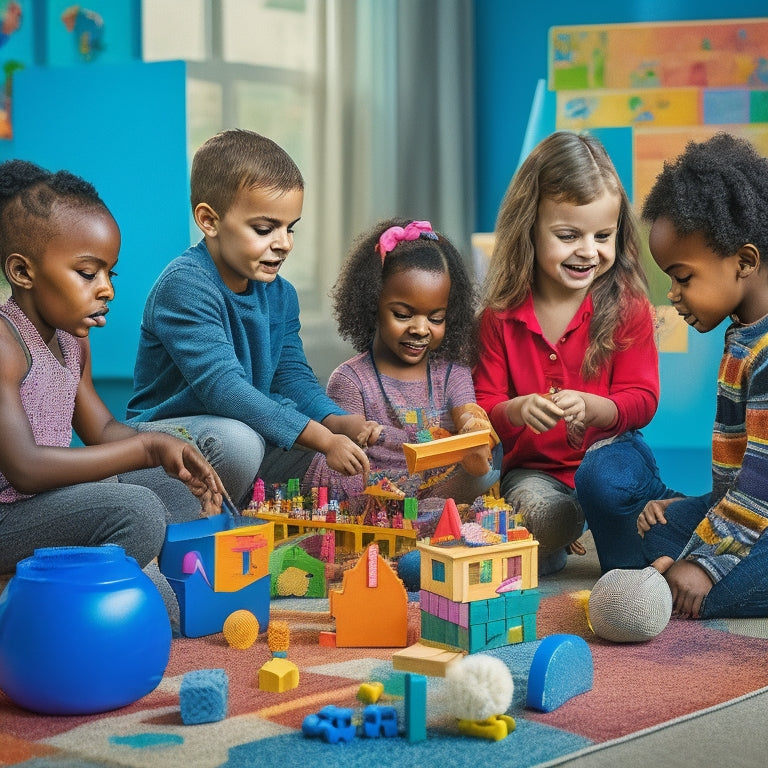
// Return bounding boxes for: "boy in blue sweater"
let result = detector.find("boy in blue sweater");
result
[128,130,371,506]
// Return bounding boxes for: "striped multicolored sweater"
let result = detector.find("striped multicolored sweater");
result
[680,314,768,582]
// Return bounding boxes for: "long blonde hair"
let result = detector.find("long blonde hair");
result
[482,131,649,379]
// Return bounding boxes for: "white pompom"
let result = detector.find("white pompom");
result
[445,654,514,721]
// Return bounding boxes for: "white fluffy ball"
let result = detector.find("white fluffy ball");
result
[444,654,514,721]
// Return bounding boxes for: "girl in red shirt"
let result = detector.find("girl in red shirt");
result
[473,131,677,575]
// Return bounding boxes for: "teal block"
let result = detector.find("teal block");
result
[458,626,468,650]
[522,613,538,641]
[468,623,488,653]
[526,634,593,712]
[488,596,506,621]
[504,589,541,616]
[487,619,506,643]
[405,674,427,743]
[468,600,489,623]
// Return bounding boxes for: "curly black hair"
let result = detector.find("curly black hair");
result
[0,159,110,274]
[641,132,768,258]
[332,218,479,366]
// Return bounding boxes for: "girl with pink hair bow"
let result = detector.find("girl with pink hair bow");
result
[303,218,500,533]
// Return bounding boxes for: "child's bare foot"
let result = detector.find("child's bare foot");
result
[567,539,586,556]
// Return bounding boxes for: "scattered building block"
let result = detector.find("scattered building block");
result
[404,673,427,743]
[357,681,384,703]
[318,631,337,647]
[258,657,299,692]
[392,642,464,677]
[179,669,228,724]
[526,634,593,712]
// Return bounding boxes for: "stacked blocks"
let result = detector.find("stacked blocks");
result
[179,669,228,724]
[417,534,540,654]
[420,588,540,652]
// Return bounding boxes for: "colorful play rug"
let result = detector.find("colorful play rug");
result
[3,537,768,768]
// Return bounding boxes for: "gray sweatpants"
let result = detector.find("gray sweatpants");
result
[0,467,202,574]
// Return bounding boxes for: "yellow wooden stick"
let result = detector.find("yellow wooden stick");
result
[402,429,491,474]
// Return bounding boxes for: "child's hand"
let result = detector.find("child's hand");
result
[141,433,225,515]
[451,404,495,475]
[356,420,383,448]
[518,393,564,434]
[325,433,371,477]
[664,559,714,618]
[550,390,586,426]
[637,497,684,536]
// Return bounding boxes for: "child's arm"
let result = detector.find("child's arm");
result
[0,334,224,513]
[293,419,370,476]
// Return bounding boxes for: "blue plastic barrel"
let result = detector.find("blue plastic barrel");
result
[0,545,171,715]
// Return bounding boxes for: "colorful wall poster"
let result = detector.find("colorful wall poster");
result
[550,18,768,91]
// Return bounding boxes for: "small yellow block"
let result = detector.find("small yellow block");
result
[507,625,523,645]
[258,657,299,692]
[357,681,384,704]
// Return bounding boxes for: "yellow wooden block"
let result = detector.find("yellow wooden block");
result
[258,657,299,693]
[402,429,491,474]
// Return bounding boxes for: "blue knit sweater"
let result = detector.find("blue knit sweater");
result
[127,240,344,449]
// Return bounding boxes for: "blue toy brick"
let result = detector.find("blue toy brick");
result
[504,589,541,616]
[488,596,506,621]
[526,634,593,713]
[404,673,427,743]
[486,618,506,643]
[522,613,538,641]
[468,622,488,653]
[180,669,228,724]
[468,599,489,623]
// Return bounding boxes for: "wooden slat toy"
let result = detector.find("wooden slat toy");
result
[402,429,491,474]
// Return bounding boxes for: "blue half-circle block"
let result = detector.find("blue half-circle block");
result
[526,633,593,712]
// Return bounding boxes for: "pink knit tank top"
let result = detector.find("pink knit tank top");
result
[0,298,82,502]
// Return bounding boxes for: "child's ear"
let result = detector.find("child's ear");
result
[194,203,220,237]
[737,244,760,277]
[5,253,33,289]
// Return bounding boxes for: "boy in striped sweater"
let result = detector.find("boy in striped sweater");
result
[636,132,768,619]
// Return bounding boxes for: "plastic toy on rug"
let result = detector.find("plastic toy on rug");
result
[394,498,541,669]
[0,545,171,715]
[526,634,593,712]
[159,512,274,638]
[325,542,408,647]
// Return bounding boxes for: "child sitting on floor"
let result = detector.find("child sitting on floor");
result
[0,159,224,576]
[302,218,500,528]
[621,132,768,620]
[127,129,371,506]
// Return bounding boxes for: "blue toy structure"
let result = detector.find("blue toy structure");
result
[159,513,274,638]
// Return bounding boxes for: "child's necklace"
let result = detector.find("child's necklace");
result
[368,348,439,440]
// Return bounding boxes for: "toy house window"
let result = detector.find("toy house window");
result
[506,556,522,581]
[468,559,493,585]
[431,559,445,583]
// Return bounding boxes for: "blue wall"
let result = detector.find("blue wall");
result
[5,60,191,380]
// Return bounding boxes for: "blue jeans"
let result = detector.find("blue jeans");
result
[642,494,768,619]
[135,415,265,507]
[575,430,680,573]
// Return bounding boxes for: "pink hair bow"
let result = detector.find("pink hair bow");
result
[375,220,434,262]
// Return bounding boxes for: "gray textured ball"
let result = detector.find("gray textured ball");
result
[588,567,672,643]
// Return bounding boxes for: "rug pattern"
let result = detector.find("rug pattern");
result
[3,584,768,768]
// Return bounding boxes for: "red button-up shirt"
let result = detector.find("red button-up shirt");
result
[473,291,659,488]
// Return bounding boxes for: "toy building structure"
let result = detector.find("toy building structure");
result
[269,541,327,598]
[159,512,274,638]
[395,498,540,671]
[327,543,408,647]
